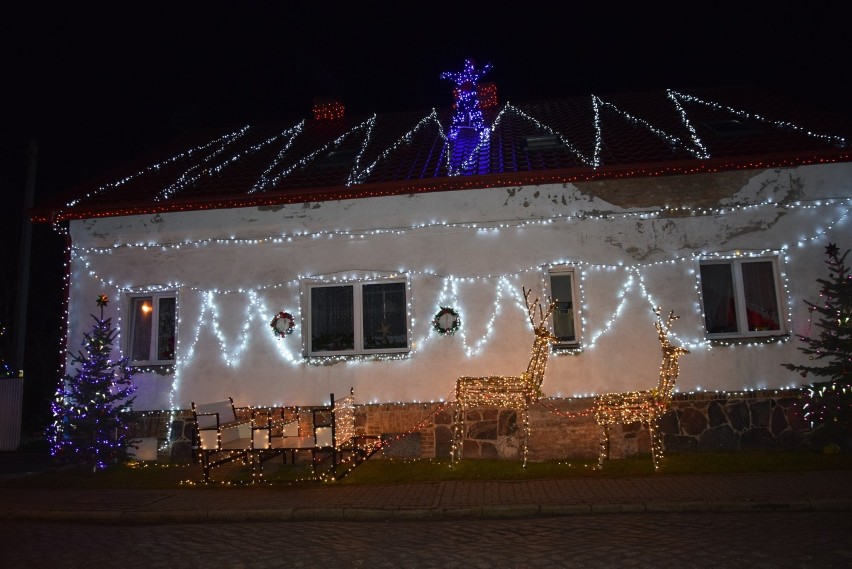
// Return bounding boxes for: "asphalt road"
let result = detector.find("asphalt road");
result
[3,510,851,568]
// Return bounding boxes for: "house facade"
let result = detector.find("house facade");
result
[33,85,852,459]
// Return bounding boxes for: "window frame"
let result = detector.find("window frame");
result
[697,255,786,340]
[125,290,178,367]
[547,266,582,348]
[303,277,410,358]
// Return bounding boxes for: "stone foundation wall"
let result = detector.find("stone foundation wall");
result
[130,389,807,464]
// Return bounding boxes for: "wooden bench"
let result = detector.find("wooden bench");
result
[192,390,380,482]
[253,390,379,480]
[191,397,258,482]
[325,389,380,478]
[252,407,318,475]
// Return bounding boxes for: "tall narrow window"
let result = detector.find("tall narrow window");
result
[307,279,409,357]
[127,292,177,365]
[699,257,784,338]
[548,268,580,347]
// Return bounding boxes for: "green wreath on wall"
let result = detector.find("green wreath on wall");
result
[432,306,461,336]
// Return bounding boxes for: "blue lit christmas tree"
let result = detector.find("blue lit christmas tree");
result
[441,59,493,175]
[47,294,137,471]
[441,58,491,140]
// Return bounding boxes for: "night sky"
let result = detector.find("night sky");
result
[2,2,850,434]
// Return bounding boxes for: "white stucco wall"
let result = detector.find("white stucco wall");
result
[66,163,852,410]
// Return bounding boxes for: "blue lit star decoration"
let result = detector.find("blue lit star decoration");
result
[441,59,492,140]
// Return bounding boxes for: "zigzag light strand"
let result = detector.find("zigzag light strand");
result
[503,103,596,167]
[65,202,849,413]
[247,121,305,194]
[155,127,252,201]
[670,90,848,148]
[48,91,848,231]
[666,90,712,159]
[348,109,448,185]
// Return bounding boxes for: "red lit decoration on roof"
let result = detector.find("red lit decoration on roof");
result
[478,82,498,109]
[313,99,345,121]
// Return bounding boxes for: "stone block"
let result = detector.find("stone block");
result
[724,401,750,431]
[776,429,804,450]
[749,400,771,428]
[129,437,158,461]
[497,410,517,436]
[708,401,728,428]
[741,427,775,450]
[380,432,421,458]
[770,404,789,436]
[169,440,193,464]
[468,420,497,440]
[664,433,697,452]
[657,409,679,434]
[680,407,709,436]
[698,425,737,451]
[479,441,500,459]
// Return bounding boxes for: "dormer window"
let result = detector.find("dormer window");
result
[321,149,358,166]
[524,135,565,151]
[703,119,758,136]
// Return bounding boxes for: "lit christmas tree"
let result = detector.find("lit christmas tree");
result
[47,294,137,471]
[783,243,852,451]
[440,58,491,140]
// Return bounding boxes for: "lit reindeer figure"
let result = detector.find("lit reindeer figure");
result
[452,287,557,467]
[594,308,689,471]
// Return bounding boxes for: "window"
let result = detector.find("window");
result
[698,257,784,338]
[548,268,580,347]
[127,292,177,365]
[306,279,409,356]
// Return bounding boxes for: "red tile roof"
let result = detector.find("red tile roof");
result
[31,87,852,224]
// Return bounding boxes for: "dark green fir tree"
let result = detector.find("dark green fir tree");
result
[46,294,137,471]
[0,321,15,378]
[783,243,852,451]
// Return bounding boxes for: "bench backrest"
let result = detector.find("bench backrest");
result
[193,399,241,449]
[333,392,356,449]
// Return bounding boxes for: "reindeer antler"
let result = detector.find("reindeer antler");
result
[523,286,557,329]
[654,308,682,347]
[523,287,539,327]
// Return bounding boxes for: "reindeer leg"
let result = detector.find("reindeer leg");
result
[597,424,610,470]
[649,420,662,472]
[453,401,467,464]
[451,401,460,466]
[521,406,530,468]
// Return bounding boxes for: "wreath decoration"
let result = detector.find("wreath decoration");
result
[270,311,296,338]
[432,306,461,336]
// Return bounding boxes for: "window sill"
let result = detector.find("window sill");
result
[552,344,583,355]
[707,334,790,346]
[129,364,175,375]
[304,352,412,365]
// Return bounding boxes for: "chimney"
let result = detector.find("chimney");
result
[312,98,345,121]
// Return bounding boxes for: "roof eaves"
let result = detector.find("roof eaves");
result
[30,147,852,225]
